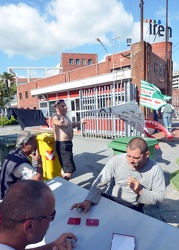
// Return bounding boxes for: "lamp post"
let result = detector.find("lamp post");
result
[96,38,109,56]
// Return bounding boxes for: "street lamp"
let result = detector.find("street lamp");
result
[96,38,109,56]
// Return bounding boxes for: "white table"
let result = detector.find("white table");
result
[28,176,179,250]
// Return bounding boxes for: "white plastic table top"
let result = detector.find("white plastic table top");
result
[28,176,179,250]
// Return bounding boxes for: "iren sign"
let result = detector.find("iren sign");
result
[144,19,172,38]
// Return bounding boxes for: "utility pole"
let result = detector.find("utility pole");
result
[165,0,170,97]
[139,0,144,41]
[165,0,168,60]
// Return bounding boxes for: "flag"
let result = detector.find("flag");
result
[140,80,171,110]
[88,101,145,133]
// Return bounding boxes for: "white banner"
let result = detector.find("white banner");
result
[89,101,145,133]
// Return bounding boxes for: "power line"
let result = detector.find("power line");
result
[173,42,179,49]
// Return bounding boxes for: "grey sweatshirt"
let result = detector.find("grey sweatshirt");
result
[85,153,166,207]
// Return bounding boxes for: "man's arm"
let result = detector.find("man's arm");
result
[30,149,43,181]
[71,157,116,212]
[30,232,77,250]
[52,115,66,127]
[72,118,87,128]
[13,150,43,181]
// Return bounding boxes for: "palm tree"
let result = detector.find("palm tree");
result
[0,72,17,108]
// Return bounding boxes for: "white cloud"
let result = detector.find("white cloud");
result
[0,0,138,59]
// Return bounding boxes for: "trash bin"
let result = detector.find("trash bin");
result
[36,133,62,180]
[0,134,18,169]
[108,137,159,160]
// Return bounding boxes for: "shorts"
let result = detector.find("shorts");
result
[55,141,76,173]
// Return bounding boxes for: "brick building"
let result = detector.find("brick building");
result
[10,40,173,136]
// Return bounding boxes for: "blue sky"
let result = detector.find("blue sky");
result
[0,0,179,77]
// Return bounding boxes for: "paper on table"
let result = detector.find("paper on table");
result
[111,233,135,250]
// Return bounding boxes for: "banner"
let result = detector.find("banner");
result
[144,119,174,140]
[140,80,171,110]
[89,100,145,133]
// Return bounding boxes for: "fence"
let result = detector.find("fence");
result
[80,81,141,139]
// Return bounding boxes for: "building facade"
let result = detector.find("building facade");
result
[9,41,173,137]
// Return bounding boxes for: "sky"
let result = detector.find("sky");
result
[0,0,179,77]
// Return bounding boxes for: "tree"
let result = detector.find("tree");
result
[0,72,17,108]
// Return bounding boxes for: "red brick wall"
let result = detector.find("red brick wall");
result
[18,82,38,109]
[131,41,172,97]
[17,45,172,110]
[61,53,98,72]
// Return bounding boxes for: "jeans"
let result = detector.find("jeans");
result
[163,113,172,132]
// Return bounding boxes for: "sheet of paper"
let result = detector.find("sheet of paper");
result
[111,233,135,250]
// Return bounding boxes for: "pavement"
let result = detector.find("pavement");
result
[0,123,179,228]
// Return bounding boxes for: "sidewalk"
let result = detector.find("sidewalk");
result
[0,125,179,228]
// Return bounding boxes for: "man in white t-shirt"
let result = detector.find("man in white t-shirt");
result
[0,131,43,199]
[161,101,174,132]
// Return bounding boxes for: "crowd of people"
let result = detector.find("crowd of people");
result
[0,99,167,249]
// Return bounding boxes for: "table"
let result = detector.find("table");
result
[28,176,179,250]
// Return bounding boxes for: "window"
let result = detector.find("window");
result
[69,59,74,65]
[49,100,56,117]
[71,100,75,111]
[76,59,80,65]
[82,59,86,66]
[75,99,80,110]
[25,91,28,99]
[88,59,92,65]
[39,101,49,118]
[19,93,22,100]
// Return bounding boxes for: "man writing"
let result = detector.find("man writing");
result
[0,131,43,199]
[71,137,166,213]
[52,99,87,180]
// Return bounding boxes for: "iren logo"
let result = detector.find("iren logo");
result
[144,19,172,38]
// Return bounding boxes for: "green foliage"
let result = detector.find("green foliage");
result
[0,116,18,127]
[176,158,179,166]
[0,72,17,108]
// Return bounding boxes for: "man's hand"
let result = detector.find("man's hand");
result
[52,232,77,250]
[127,177,143,195]
[30,149,42,163]
[70,200,92,213]
[81,118,88,124]
[59,117,65,127]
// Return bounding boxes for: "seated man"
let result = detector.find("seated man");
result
[71,137,166,213]
[0,180,77,249]
[0,131,43,199]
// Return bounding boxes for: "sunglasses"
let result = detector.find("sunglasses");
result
[16,210,56,223]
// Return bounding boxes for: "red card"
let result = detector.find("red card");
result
[67,217,81,225]
[86,219,99,226]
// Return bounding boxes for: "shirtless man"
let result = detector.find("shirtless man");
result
[52,99,87,180]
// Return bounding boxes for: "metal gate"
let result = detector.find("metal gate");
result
[80,81,139,139]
